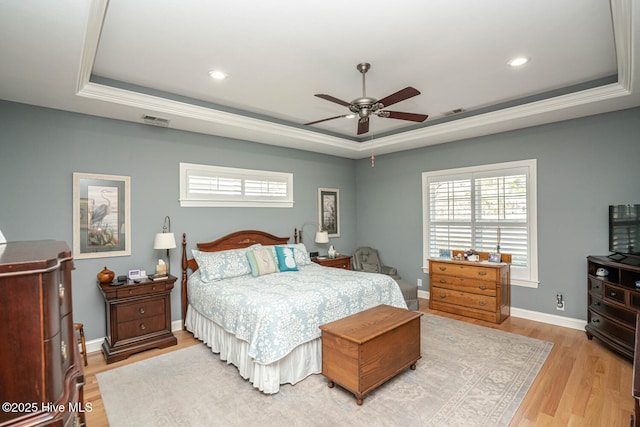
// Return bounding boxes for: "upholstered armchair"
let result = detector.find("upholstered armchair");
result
[352,247,400,280]
[352,247,418,310]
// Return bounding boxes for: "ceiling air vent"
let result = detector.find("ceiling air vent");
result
[142,115,170,127]
[442,108,465,116]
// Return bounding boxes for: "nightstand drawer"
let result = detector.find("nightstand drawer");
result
[117,314,166,340]
[116,282,165,298]
[116,297,165,323]
[431,286,497,312]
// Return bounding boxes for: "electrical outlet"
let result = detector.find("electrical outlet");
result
[556,293,565,311]
[417,279,423,287]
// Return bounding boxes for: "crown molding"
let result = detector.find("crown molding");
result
[76,0,637,159]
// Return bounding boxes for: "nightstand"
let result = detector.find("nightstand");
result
[312,255,352,270]
[98,275,177,364]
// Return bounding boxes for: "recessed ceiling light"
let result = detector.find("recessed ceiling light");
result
[209,70,228,80]
[508,57,530,67]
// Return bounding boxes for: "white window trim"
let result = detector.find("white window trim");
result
[422,159,539,288]
[179,162,294,208]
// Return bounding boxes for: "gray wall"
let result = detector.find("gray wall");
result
[355,107,640,319]
[1,100,639,340]
[0,101,357,340]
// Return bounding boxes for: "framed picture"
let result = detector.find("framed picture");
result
[439,249,452,259]
[489,253,502,263]
[73,172,131,259]
[318,188,340,237]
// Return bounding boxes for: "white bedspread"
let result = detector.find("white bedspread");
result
[187,263,407,365]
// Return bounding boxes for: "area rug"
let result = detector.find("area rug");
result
[97,314,552,427]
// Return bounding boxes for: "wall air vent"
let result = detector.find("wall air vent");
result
[442,108,466,116]
[142,115,170,127]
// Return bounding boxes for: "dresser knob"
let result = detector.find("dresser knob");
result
[478,271,487,276]
[610,292,617,297]
[439,293,446,299]
[479,301,487,306]
[478,285,487,291]
[592,318,600,323]
[129,289,133,295]
[139,307,145,314]
[61,341,68,363]
[140,323,146,330]
[59,283,65,305]
[439,266,446,271]
[439,279,447,284]
[152,286,157,291]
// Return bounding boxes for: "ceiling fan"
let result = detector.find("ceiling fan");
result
[304,63,428,135]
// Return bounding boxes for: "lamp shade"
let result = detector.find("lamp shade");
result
[315,230,329,244]
[154,232,176,250]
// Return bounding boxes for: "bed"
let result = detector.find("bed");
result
[181,229,408,394]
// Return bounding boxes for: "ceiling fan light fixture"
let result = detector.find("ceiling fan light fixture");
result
[508,57,530,67]
[209,70,228,80]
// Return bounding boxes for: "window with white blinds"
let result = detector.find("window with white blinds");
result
[179,163,293,207]
[422,159,538,287]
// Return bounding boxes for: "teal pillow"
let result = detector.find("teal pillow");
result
[246,248,278,277]
[275,246,298,272]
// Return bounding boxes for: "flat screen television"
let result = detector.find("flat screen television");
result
[609,205,640,261]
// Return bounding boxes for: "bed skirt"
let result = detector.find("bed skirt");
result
[185,305,322,394]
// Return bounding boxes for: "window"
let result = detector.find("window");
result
[180,163,294,208]
[422,159,538,287]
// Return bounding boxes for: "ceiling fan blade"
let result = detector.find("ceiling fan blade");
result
[357,117,370,135]
[383,111,429,122]
[377,87,421,108]
[314,94,352,107]
[304,115,351,126]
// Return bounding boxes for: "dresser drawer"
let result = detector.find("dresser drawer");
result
[588,276,603,295]
[588,312,635,347]
[589,294,636,328]
[431,286,497,312]
[603,283,626,305]
[116,282,165,298]
[117,314,166,340]
[430,261,498,282]
[116,297,166,323]
[430,274,497,296]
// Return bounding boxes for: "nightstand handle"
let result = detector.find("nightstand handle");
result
[140,323,146,330]
[139,307,145,314]
[61,341,68,363]
[59,283,65,305]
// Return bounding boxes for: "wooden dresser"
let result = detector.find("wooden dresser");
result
[586,255,640,359]
[0,241,85,426]
[429,256,510,324]
[98,275,177,364]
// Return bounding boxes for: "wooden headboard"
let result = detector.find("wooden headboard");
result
[181,230,291,329]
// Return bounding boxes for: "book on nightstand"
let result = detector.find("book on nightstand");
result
[148,274,168,281]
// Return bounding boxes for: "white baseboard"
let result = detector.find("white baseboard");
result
[417,289,586,331]
[84,320,186,355]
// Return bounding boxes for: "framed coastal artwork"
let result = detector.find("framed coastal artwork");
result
[73,172,131,259]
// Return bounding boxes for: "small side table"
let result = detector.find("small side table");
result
[312,255,352,270]
[98,275,177,364]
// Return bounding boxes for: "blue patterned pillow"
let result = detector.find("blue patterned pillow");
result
[246,248,278,277]
[192,247,253,282]
[275,246,298,272]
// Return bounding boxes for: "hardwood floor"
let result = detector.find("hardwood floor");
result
[82,298,634,426]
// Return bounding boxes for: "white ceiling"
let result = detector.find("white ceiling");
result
[0,0,638,159]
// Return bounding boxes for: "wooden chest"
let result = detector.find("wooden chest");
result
[429,258,510,323]
[319,304,422,405]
